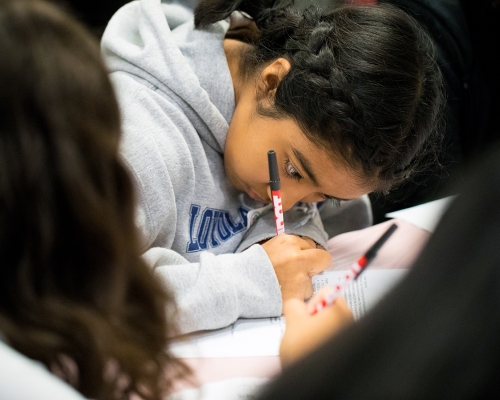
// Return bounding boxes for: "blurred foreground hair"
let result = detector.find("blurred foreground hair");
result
[0,0,186,398]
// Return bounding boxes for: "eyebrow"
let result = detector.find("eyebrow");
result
[292,148,353,202]
[293,148,319,186]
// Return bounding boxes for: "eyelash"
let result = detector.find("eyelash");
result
[284,158,344,206]
[284,158,303,181]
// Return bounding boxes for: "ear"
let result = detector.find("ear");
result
[256,58,292,103]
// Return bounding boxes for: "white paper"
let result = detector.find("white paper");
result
[167,377,268,400]
[385,196,455,232]
[170,269,406,358]
[170,317,285,358]
[312,269,407,320]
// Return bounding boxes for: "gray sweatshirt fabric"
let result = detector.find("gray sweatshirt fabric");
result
[101,0,329,334]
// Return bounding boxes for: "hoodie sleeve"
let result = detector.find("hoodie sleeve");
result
[115,77,184,251]
[144,245,282,334]
[235,203,329,253]
[113,77,282,334]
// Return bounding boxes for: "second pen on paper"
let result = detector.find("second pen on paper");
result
[312,223,399,315]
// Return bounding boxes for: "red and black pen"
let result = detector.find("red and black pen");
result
[312,223,398,315]
[268,150,285,235]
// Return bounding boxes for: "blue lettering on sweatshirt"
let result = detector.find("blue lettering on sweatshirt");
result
[187,204,249,253]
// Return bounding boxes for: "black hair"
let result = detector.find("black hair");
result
[258,144,500,398]
[195,0,445,192]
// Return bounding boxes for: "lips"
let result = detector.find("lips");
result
[247,188,267,203]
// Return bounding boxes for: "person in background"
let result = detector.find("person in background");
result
[101,0,445,334]
[259,144,500,399]
[0,0,186,398]
[367,0,492,222]
[459,0,500,158]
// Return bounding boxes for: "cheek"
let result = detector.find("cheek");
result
[225,145,264,190]
[230,148,270,186]
[279,180,312,207]
[223,139,243,189]
[301,193,325,203]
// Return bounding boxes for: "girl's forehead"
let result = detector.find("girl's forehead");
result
[286,135,374,197]
[243,114,376,194]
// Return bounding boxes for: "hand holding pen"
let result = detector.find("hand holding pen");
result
[280,223,398,366]
[261,150,331,305]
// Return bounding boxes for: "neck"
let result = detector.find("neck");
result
[224,39,251,106]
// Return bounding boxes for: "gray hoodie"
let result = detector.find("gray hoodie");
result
[101,0,328,334]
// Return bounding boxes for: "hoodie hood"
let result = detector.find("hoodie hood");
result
[101,0,234,154]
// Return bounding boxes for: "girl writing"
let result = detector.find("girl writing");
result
[101,0,444,333]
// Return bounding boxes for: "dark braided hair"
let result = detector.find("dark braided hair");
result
[195,0,445,193]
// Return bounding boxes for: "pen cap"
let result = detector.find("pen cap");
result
[268,150,280,191]
[365,223,398,261]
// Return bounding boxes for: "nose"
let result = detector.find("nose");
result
[267,185,310,212]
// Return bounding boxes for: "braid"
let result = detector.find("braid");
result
[261,8,373,167]
[195,0,445,192]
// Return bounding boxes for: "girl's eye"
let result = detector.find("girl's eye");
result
[284,159,303,181]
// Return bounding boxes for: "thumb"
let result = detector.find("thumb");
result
[307,249,332,277]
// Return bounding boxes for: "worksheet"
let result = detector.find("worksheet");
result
[170,269,407,358]
[170,317,285,358]
[312,269,407,320]
[170,219,427,358]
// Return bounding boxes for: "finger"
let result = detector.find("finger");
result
[333,297,353,318]
[283,298,308,319]
[296,236,325,250]
[300,236,316,248]
[304,279,314,301]
[305,286,335,314]
[315,297,354,325]
[305,249,332,276]
[294,235,317,250]
[280,296,354,368]
[271,234,315,250]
